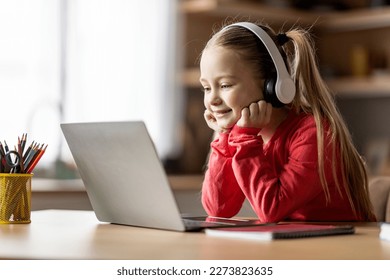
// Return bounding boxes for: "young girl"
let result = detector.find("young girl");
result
[199,21,376,223]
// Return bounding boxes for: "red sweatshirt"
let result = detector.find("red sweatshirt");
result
[202,110,361,223]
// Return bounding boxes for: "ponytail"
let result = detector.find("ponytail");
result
[284,28,376,221]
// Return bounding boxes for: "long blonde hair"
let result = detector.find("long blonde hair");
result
[206,21,376,221]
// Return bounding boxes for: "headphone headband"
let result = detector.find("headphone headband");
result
[222,22,295,105]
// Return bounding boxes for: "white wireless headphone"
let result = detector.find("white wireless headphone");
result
[222,22,296,106]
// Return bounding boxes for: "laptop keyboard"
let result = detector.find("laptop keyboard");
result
[182,218,236,228]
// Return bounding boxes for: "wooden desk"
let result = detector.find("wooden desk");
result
[0,210,389,260]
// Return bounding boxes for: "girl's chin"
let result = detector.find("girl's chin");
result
[217,121,236,131]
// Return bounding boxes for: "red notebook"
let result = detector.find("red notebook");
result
[205,223,355,241]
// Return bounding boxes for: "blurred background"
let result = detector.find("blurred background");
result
[2,0,390,180]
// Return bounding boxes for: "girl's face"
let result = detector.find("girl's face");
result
[200,46,263,130]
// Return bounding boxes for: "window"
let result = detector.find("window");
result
[0,0,183,178]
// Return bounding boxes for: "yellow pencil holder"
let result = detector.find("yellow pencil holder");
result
[0,173,32,224]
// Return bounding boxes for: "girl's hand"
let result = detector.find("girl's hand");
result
[237,100,272,129]
[204,109,230,134]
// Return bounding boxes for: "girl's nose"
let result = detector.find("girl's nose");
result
[209,91,222,106]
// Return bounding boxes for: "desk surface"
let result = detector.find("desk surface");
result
[1,210,389,260]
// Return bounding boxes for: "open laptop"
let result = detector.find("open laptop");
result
[61,121,262,232]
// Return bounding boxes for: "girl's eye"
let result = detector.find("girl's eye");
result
[202,86,211,93]
[221,84,231,89]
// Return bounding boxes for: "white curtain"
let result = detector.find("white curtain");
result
[0,0,61,165]
[0,0,183,173]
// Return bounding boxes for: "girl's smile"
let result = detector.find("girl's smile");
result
[213,108,232,118]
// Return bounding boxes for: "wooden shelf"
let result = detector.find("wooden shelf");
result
[181,0,315,27]
[180,0,219,13]
[318,6,390,32]
[180,0,390,32]
[327,75,390,98]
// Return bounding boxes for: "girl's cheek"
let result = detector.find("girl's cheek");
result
[203,96,210,109]
[204,102,211,111]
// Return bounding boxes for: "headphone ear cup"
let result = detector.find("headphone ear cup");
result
[264,78,284,108]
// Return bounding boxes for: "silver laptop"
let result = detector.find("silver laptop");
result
[61,121,262,231]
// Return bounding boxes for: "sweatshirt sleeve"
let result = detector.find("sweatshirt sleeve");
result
[228,123,325,223]
[201,132,246,217]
